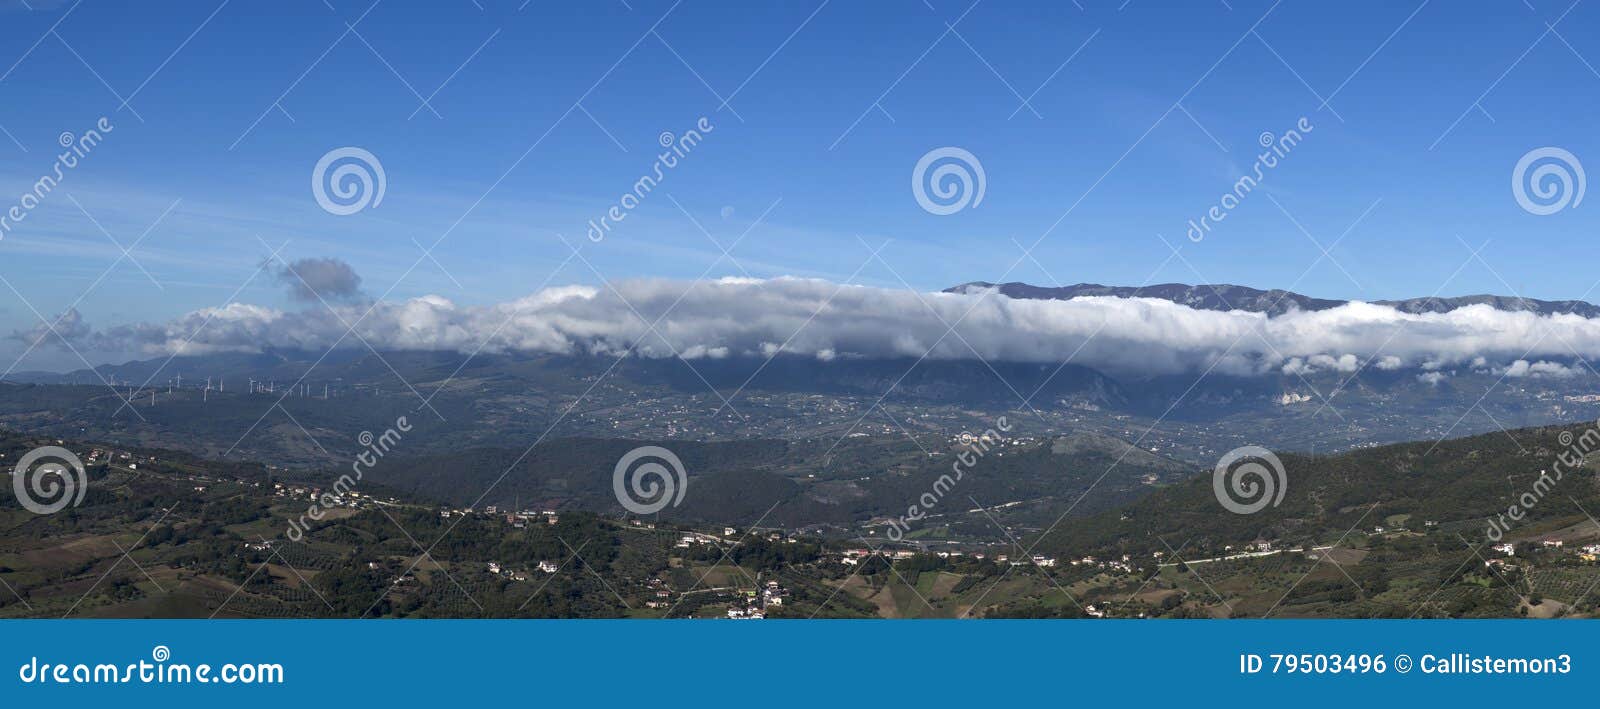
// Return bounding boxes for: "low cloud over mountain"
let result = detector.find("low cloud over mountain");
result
[16,278,1600,379]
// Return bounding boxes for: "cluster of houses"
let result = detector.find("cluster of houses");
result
[837,548,917,565]
[831,547,1064,569]
[1487,540,1600,566]
[944,433,1037,448]
[87,447,277,497]
[436,506,560,527]
[671,527,795,549]
[675,532,726,548]
[82,448,155,468]
[483,559,562,582]
[508,509,562,528]
[1066,555,1133,572]
[643,577,673,609]
[979,553,1069,568]
[727,580,789,619]
[270,482,379,511]
[1081,602,1147,619]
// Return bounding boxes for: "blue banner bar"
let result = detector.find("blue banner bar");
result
[3,620,1593,706]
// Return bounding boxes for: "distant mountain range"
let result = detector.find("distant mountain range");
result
[944,281,1600,318]
[5,281,1600,469]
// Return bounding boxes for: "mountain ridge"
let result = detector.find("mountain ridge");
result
[944,281,1600,318]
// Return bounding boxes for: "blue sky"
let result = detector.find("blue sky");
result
[0,0,1595,369]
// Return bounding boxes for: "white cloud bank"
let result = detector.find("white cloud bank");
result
[26,277,1600,378]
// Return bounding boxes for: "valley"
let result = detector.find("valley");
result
[4,417,1598,619]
